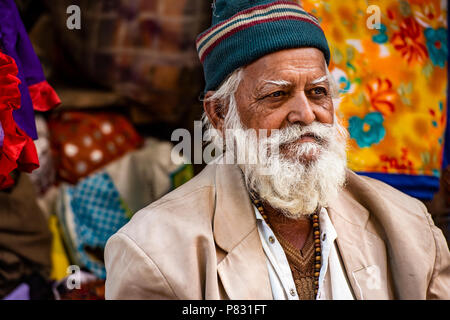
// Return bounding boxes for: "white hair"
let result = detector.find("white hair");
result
[202,67,244,148]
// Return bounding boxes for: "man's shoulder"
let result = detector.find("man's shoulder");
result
[114,163,217,245]
[351,171,427,211]
[104,164,224,300]
[347,171,450,299]
[345,171,441,260]
[143,163,216,213]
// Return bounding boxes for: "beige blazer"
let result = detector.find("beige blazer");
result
[104,163,450,300]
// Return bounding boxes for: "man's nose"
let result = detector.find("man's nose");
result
[286,92,316,125]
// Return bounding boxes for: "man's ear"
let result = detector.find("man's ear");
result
[203,91,226,134]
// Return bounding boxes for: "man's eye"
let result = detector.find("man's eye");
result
[310,87,328,96]
[267,91,286,98]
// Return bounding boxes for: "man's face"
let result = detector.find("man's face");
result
[234,47,334,162]
[203,47,346,218]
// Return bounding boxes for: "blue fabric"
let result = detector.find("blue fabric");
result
[357,172,440,201]
[68,171,129,279]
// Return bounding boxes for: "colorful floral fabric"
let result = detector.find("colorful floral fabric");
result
[301,0,448,199]
[349,112,386,148]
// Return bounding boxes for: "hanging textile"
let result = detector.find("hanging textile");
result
[0,0,60,140]
[0,51,39,189]
[0,173,52,298]
[55,138,194,279]
[46,0,210,126]
[48,112,144,184]
[300,0,448,200]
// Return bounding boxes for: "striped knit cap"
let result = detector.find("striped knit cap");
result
[197,0,330,92]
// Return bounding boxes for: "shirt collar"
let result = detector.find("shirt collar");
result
[319,207,338,244]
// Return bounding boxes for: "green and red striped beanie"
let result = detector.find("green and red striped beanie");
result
[197,0,331,92]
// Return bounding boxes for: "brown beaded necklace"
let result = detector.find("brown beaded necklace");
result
[250,192,322,297]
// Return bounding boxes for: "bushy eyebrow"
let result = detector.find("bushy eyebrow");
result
[310,75,328,85]
[263,79,292,87]
[255,76,328,96]
[262,75,328,88]
[255,79,292,94]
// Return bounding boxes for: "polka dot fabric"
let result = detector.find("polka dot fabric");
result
[48,112,143,184]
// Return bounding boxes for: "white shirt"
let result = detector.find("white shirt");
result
[254,205,355,300]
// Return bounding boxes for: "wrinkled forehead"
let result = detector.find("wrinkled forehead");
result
[240,47,328,89]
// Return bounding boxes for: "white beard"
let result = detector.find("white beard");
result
[225,117,348,219]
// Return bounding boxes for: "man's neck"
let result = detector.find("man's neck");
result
[263,203,312,252]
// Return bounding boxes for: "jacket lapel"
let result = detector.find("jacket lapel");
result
[211,165,399,300]
[327,171,394,300]
[213,163,272,300]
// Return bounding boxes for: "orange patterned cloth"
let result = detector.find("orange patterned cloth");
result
[300,0,448,199]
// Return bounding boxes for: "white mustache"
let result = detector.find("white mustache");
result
[264,122,333,147]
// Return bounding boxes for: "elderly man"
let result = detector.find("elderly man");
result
[104,0,450,300]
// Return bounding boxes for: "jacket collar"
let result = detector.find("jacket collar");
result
[212,163,273,299]
[331,171,433,299]
[213,163,255,252]
[327,170,398,299]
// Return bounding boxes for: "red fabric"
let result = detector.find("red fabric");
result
[28,80,61,112]
[0,51,39,189]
